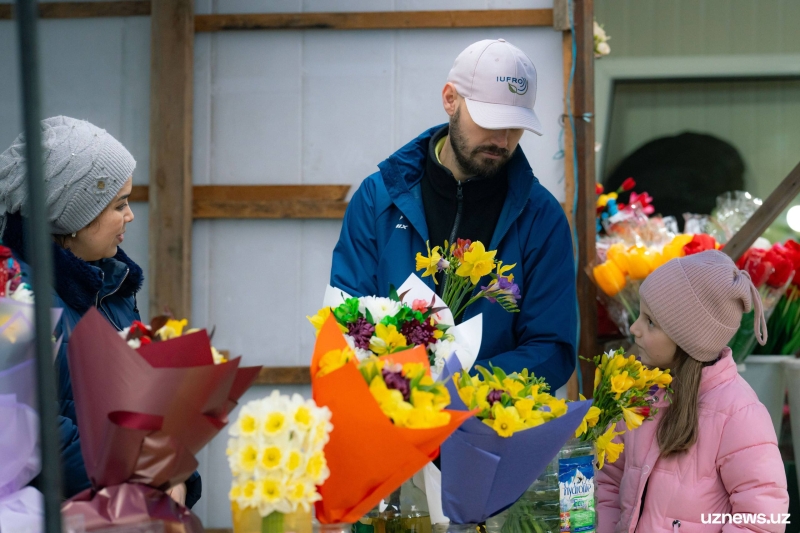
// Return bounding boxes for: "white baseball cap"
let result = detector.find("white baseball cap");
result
[447,39,542,136]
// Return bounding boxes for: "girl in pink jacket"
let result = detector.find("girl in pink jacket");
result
[595,250,789,533]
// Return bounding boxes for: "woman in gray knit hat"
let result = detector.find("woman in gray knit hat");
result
[0,116,200,508]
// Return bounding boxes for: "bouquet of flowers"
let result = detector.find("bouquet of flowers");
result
[61,309,261,533]
[435,357,592,525]
[415,239,520,321]
[121,315,228,364]
[593,233,720,331]
[0,245,34,303]
[311,273,484,378]
[452,365,568,437]
[310,316,472,524]
[575,348,672,467]
[725,242,796,362]
[750,239,800,356]
[227,391,332,533]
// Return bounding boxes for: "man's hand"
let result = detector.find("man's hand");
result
[167,483,187,506]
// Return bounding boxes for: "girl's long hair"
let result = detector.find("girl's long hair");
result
[656,346,712,456]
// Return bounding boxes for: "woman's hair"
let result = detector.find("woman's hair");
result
[657,346,714,456]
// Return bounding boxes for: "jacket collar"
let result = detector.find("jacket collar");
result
[699,347,737,397]
[2,212,143,313]
[379,124,537,248]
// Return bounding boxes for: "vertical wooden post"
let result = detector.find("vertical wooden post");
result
[149,0,193,320]
[573,0,598,399]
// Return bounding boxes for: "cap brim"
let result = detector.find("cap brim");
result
[464,98,543,136]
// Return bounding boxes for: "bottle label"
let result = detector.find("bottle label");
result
[558,455,596,533]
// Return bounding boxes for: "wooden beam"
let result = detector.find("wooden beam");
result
[148,0,194,320]
[573,0,597,400]
[129,185,350,219]
[195,9,553,32]
[722,160,800,262]
[553,0,570,31]
[255,366,311,386]
[0,2,150,19]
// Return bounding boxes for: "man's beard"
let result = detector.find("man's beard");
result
[448,107,511,178]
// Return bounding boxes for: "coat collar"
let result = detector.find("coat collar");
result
[378,124,537,249]
[2,212,143,313]
[699,347,737,397]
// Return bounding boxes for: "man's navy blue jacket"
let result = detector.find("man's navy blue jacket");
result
[330,125,578,390]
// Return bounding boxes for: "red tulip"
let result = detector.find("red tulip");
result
[620,177,636,192]
[765,247,795,287]
[683,234,717,256]
[596,183,605,195]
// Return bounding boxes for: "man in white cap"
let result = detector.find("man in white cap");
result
[330,40,576,388]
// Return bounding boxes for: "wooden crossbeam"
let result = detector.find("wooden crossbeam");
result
[255,366,311,385]
[0,1,150,19]
[129,184,350,219]
[195,9,553,32]
[723,160,800,262]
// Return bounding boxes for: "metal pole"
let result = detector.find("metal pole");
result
[14,1,63,532]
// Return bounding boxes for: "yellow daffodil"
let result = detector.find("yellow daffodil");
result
[622,406,646,431]
[285,449,304,474]
[238,413,257,436]
[259,478,284,503]
[264,411,287,436]
[523,409,546,428]
[456,242,498,284]
[294,405,313,428]
[502,377,525,399]
[260,446,282,470]
[237,444,258,473]
[496,261,516,279]
[514,398,535,420]
[546,398,568,418]
[316,347,355,377]
[485,403,525,437]
[596,426,625,469]
[406,407,450,429]
[242,480,257,500]
[369,324,408,355]
[416,242,443,283]
[306,451,328,483]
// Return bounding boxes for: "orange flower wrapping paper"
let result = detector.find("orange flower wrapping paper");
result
[62,308,261,533]
[311,316,473,524]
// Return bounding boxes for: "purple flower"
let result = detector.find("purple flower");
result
[347,317,375,350]
[400,318,437,347]
[487,389,504,406]
[382,367,411,401]
[437,257,451,271]
[481,277,521,306]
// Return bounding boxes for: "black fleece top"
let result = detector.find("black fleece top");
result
[420,126,509,252]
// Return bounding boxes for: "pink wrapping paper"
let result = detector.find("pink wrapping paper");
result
[61,309,261,533]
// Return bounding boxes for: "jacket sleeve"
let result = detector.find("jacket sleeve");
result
[482,201,577,389]
[59,414,92,499]
[330,178,380,298]
[718,402,789,533]
[595,430,626,533]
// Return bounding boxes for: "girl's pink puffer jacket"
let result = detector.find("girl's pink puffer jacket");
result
[595,349,789,533]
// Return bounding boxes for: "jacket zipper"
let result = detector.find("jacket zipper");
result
[672,519,681,532]
[96,267,130,331]
[448,181,464,243]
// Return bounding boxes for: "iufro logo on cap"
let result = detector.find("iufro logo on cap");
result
[498,76,528,95]
[447,39,543,135]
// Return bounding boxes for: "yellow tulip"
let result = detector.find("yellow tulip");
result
[661,234,693,261]
[605,243,630,275]
[593,260,626,297]
[626,246,654,280]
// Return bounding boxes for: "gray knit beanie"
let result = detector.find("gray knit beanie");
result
[639,249,767,362]
[0,116,136,236]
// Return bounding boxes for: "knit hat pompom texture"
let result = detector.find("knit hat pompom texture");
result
[0,116,136,235]
[639,249,767,362]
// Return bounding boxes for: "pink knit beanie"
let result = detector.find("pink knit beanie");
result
[639,249,767,362]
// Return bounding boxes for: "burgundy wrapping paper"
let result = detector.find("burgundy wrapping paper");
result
[61,309,261,532]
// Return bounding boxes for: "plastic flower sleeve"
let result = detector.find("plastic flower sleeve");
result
[61,309,261,533]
